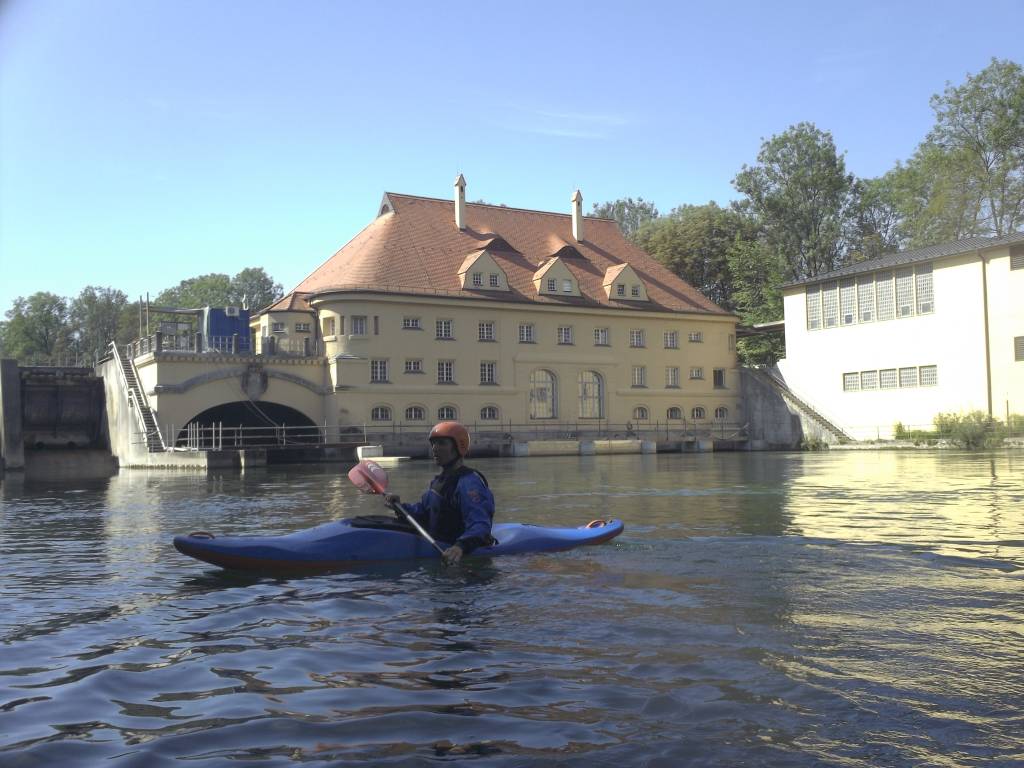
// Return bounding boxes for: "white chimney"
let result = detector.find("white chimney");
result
[571,188,584,242]
[454,173,467,230]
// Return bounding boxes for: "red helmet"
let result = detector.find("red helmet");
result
[429,421,470,457]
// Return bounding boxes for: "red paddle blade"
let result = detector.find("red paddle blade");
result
[347,460,389,494]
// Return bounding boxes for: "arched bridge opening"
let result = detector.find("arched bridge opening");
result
[175,401,321,450]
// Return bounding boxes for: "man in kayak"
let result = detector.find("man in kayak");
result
[384,421,495,565]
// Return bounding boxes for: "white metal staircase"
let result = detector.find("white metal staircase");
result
[111,343,167,451]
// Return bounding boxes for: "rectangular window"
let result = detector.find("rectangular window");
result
[402,316,421,330]
[879,368,897,389]
[351,316,367,335]
[478,321,495,341]
[472,272,483,287]
[437,360,454,383]
[404,359,422,374]
[689,367,704,380]
[919,365,938,386]
[557,326,574,345]
[594,327,609,346]
[271,321,285,333]
[373,316,380,335]
[876,272,895,321]
[562,279,573,293]
[322,317,335,336]
[806,285,821,330]
[843,372,860,392]
[480,361,496,384]
[860,370,878,390]
[436,319,453,339]
[547,278,557,292]
[629,329,645,348]
[688,331,703,343]
[616,284,625,296]
[489,273,500,287]
[899,366,918,387]
[665,367,680,387]
[294,321,310,333]
[840,278,856,325]
[370,359,389,383]
[519,323,535,343]
[822,282,839,327]
[857,276,875,322]
[896,268,914,317]
[631,285,640,297]
[1015,336,1024,361]
[632,366,647,387]
[713,368,726,388]
[915,265,934,314]
[664,330,679,349]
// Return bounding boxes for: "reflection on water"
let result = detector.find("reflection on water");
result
[0,451,1022,766]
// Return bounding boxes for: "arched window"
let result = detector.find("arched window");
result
[480,405,499,421]
[691,406,706,420]
[577,370,604,419]
[405,405,425,421]
[371,406,392,422]
[715,406,729,420]
[667,406,682,420]
[633,406,649,421]
[529,369,557,419]
[438,405,457,421]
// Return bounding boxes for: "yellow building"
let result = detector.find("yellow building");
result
[777,232,1024,439]
[252,177,741,438]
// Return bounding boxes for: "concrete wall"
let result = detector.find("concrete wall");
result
[739,368,803,449]
[0,359,25,471]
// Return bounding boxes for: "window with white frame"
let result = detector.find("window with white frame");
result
[616,284,626,297]
[664,330,679,349]
[271,321,285,333]
[861,370,878,390]
[557,326,574,345]
[876,272,895,321]
[436,319,453,339]
[919,365,938,386]
[895,268,914,317]
[594,327,610,346]
[437,360,454,383]
[632,365,647,387]
[689,367,704,380]
[857,276,875,322]
[478,321,495,341]
[547,278,557,292]
[691,406,706,420]
[667,406,682,420]
[899,366,918,387]
[822,282,838,327]
[843,372,860,391]
[480,361,496,384]
[402,316,421,330]
[371,406,392,421]
[404,359,422,374]
[840,279,856,325]
[915,266,934,314]
[665,366,680,388]
[688,331,703,343]
[631,285,640,297]
[405,405,425,421]
[438,405,457,421]
[519,323,535,343]
[472,272,483,287]
[879,368,897,389]
[480,405,499,420]
[489,273,500,287]
[295,322,310,333]
[322,317,336,336]
[633,406,649,420]
[806,285,821,329]
[370,359,389,383]
[713,368,726,388]
[351,315,367,335]
[629,328,645,347]
[578,370,603,418]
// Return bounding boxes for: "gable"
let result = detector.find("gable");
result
[603,263,648,301]
[533,257,581,297]
[457,250,510,292]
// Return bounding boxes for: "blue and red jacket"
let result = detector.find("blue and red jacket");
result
[402,466,494,554]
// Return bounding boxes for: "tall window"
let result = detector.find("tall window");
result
[322,317,336,336]
[547,278,557,292]
[436,319,453,339]
[479,321,495,341]
[519,323,535,343]
[629,329,645,347]
[437,360,454,383]
[371,406,392,421]
[578,371,604,419]
[594,327,610,346]
[664,331,679,349]
[480,405,499,420]
[632,365,647,387]
[562,279,573,293]
[895,268,914,317]
[557,326,574,345]
[876,272,895,321]
[351,315,367,335]
[370,359,389,383]
[806,285,821,330]
[665,367,680,388]
[840,279,856,325]
[915,266,934,314]
[529,369,557,419]
[480,361,496,384]
[616,284,626,297]
[489,273,500,287]
[857,276,875,322]
[822,282,838,327]
[472,272,482,287]
[405,405,425,421]
[438,405,457,420]
[631,285,640,297]
[713,368,725,388]
[1016,336,1024,362]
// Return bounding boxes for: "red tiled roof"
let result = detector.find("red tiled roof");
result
[264,292,313,313]
[292,193,731,316]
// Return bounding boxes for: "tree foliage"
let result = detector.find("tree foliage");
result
[726,240,785,365]
[591,197,660,239]
[69,286,137,361]
[155,268,281,310]
[0,293,72,363]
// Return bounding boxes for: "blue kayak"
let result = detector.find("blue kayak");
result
[173,515,624,574]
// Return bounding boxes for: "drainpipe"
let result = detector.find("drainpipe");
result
[978,250,993,418]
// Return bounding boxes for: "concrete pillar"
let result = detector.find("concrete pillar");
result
[0,359,25,471]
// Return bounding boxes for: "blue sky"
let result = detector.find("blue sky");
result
[1,0,1021,312]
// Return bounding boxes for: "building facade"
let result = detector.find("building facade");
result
[777,232,1024,439]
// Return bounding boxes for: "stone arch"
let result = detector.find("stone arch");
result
[174,401,318,448]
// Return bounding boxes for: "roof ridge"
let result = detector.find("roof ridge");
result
[384,191,618,222]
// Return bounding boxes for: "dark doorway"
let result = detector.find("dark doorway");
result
[175,401,319,448]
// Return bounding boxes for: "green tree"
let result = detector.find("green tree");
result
[155,273,234,308]
[232,267,282,311]
[591,197,660,240]
[726,239,785,365]
[68,286,136,361]
[0,292,72,363]
[848,174,905,261]
[733,122,857,280]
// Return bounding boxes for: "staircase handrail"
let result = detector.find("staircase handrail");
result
[110,342,167,451]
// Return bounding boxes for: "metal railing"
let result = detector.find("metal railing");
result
[126,332,320,359]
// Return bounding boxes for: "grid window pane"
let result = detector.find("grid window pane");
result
[436,319,453,338]
[822,282,839,327]
[478,322,495,341]
[519,323,534,342]
[857,277,875,322]
[371,406,391,421]
[689,367,703,379]
[630,329,645,347]
[632,366,647,386]
[715,407,728,420]
[899,366,918,387]
[370,359,388,383]
[472,272,482,287]
[843,372,860,391]
[351,316,367,335]
[480,362,496,384]
[915,265,934,314]
[840,278,856,325]
[806,285,821,329]
[402,316,420,329]
[578,371,604,418]
[896,268,914,317]
[404,359,422,374]
[860,370,878,390]
[1016,336,1024,361]
[876,273,895,321]
[557,326,573,344]
[438,405,457,420]
[665,367,680,387]
[688,331,703,343]
[691,406,705,420]
[437,361,454,383]
[594,327,609,345]
[489,273,499,287]
[547,278,556,292]
[919,365,938,386]
[664,331,679,348]
[405,406,425,421]
[879,368,897,389]
[481,405,499,420]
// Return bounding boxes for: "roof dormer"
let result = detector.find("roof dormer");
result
[533,257,581,297]
[458,249,510,292]
[603,263,648,301]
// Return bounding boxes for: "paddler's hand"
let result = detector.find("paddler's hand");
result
[383,493,402,516]
[441,543,464,566]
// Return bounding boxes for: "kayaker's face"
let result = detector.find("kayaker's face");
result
[429,437,459,466]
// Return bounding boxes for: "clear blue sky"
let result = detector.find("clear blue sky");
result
[1,0,1021,312]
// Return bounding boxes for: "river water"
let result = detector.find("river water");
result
[1,451,1022,767]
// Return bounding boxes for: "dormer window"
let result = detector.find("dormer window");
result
[562,279,572,293]
[472,272,483,287]
[631,285,640,297]
[489,273,499,287]
[617,284,625,297]
[603,263,648,301]
[458,250,510,291]
[547,278,557,292]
